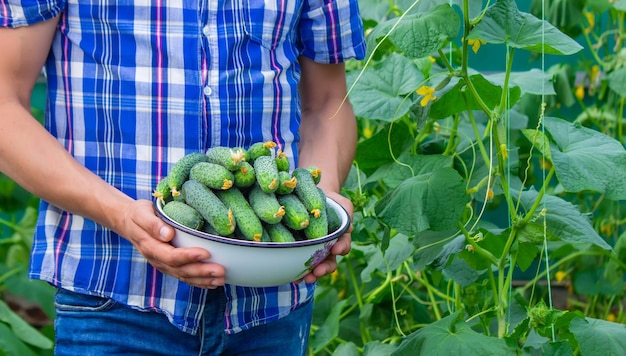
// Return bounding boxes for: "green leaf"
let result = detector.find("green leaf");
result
[413,230,465,271]
[468,0,583,55]
[604,231,626,283]
[517,188,612,250]
[367,4,461,59]
[574,268,623,296]
[375,167,469,236]
[587,0,614,13]
[0,300,53,350]
[365,153,453,189]
[442,256,483,287]
[0,323,38,356]
[359,234,414,282]
[363,341,398,355]
[354,121,414,175]
[569,318,626,355]
[429,74,521,120]
[607,67,626,97]
[310,299,348,352]
[391,310,514,355]
[331,342,359,356]
[485,69,556,96]
[543,116,626,200]
[348,53,424,121]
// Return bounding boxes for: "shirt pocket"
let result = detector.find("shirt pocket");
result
[241,0,303,50]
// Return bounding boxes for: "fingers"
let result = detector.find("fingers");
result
[120,199,225,289]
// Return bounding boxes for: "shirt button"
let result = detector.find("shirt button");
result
[202,25,210,37]
[203,86,212,96]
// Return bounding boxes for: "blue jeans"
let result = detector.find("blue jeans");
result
[54,287,313,355]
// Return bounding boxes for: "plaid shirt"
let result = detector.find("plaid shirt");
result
[1,0,365,334]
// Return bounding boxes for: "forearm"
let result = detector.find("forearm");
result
[298,100,357,193]
[297,57,357,194]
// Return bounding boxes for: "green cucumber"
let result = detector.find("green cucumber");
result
[306,166,322,185]
[162,201,204,230]
[167,152,208,197]
[248,185,285,224]
[253,155,279,193]
[181,180,235,236]
[215,188,264,241]
[246,141,276,162]
[189,162,234,190]
[326,202,342,233]
[277,194,310,230]
[265,222,296,243]
[153,176,172,203]
[206,146,246,171]
[292,167,325,218]
[304,204,328,239]
[276,171,297,195]
[233,161,256,189]
[275,150,290,172]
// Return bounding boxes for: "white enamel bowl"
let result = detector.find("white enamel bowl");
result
[154,197,350,287]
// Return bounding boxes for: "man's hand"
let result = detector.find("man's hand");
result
[118,199,226,289]
[301,191,353,284]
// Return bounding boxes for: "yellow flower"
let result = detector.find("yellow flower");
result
[468,38,487,53]
[555,270,569,283]
[590,65,600,84]
[584,11,595,34]
[538,157,552,170]
[363,127,373,139]
[416,85,437,107]
[575,84,585,100]
[500,143,508,160]
[486,188,494,201]
[607,313,617,322]
[428,56,436,63]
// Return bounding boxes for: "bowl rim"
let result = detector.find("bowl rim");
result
[154,195,351,248]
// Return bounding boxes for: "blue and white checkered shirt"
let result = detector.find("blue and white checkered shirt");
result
[1,0,365,334]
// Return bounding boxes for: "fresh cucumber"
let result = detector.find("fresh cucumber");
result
[181,180,235,236]
[292,167,325,218]
[246,141,276,162]
[162,201,204,230]
[153,176,172,203]
[277,194,310,230]
[275,150,290,172]
[253,155,279,193]
[276,171,297,195]
[189,162,234,190]
[265,222,296,243]
[215,188,264,241]
[233,161,256,189]
[248,185,285,224]
[304,203,328,239]
[206,146,246,171]
[168,152,208,197]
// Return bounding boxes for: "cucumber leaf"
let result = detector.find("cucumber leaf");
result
[468,0,583,55]
[375,167,469,236]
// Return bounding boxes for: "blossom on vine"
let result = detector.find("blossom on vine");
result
[575,84,585,100]
[584,10,595,34]
[500,143,508,159]
[416,85,437,107]
[468,38,487,53]
[555,270,569,283]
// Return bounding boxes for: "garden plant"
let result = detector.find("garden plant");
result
[1,0,626,355]
[309,0,626,355]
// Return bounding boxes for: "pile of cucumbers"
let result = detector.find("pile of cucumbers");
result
[153,142,341,243]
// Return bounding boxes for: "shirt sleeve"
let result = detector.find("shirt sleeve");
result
[0,0,66,28]
[298,0,366,64]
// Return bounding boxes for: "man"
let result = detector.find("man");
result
[0,0,365,354]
